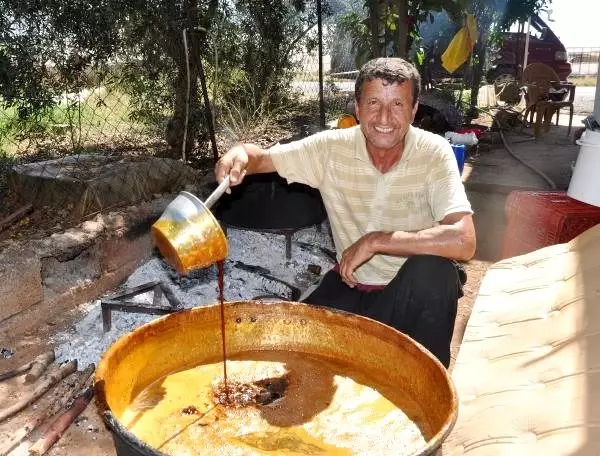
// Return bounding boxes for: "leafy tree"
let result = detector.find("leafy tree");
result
[0,0,123,128]
[0,0,220,157]
[337,0,550,122]
[0,0,325,158]
[339,0,463,66]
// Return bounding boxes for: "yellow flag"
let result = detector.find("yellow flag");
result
[441,14,478,74]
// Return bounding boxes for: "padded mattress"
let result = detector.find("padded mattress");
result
[444,224,600,455]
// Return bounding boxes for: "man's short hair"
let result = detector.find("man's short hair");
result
[355,58,421,106]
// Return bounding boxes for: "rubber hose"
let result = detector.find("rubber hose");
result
[494,118,557,189]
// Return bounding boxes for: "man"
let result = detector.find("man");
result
[215,57,476,368]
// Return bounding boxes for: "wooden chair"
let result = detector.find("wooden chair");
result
[521,62,575,137]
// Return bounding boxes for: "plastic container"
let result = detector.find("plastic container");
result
[451,144,466,174]
[444,131,478,146]
[568,129,600,207]
[501,190,600,259]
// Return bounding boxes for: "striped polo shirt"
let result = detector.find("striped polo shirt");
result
[269,125,472,285]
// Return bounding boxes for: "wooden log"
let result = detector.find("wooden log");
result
[0,350,55,383]
[23,351,55,384]
[0,204,33,233]
[27,386,94,456]
[0,363,32,383]
[0,364,95,456]
[0,360,77,424]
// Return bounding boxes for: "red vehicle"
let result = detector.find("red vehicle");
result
[487,13,572,82]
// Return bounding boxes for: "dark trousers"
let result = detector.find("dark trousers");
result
[304,255,465,368]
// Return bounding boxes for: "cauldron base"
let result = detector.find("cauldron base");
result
[213,173,327,231]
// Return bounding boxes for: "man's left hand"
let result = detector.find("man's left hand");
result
[339,233,378,288]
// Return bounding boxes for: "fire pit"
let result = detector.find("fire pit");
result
[95,301,457,456]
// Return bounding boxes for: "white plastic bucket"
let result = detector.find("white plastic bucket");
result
[568,129,600,207]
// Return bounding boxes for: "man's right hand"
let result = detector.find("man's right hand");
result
[215,145,249,188]
[214,143,276,189]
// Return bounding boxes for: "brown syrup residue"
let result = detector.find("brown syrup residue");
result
[212,379,265,408]
[212,374,290,409]
[181,406,199,415]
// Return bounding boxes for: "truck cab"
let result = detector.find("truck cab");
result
[487,13,572,82]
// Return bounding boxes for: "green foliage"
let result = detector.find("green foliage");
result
[338,0,466,64]
[339,12,372,67]
[0,0,326,156]
[0,0,122,116]
[497,0,549,30]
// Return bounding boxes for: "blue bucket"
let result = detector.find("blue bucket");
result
[451,144,465,174]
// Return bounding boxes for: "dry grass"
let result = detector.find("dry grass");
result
[568,75,597,87]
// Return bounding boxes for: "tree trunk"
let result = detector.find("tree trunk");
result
[468,20,491,119]
[368,0,381,58]
[165,0,214,160]
[393,0,409,59]
[167,61,200,160]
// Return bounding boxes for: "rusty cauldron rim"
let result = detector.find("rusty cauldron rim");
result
[94,300,458,456]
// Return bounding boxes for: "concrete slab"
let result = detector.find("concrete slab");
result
[463,115,585,194]
[8,155,199,217]
[462,114,589,261]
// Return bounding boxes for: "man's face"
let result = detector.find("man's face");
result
[355,79,418,155]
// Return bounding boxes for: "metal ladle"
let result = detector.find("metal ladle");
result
[151,175,231,274]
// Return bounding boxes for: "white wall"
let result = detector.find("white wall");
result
[595,69,600,120]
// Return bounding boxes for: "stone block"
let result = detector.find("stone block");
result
[8,155,198,217]
[0,247,42,321]
[41,243,102,295]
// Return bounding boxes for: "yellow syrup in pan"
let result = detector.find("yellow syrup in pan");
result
[120,350,428,456]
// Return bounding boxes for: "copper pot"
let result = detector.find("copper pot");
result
[95,301,457,455]
[151,191,228,274]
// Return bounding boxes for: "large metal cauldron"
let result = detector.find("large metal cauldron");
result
[213,173,327,230]
[95,301,457,455]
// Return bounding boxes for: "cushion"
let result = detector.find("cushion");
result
[444,224,600,455]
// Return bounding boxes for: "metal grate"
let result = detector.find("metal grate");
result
[100,280,183,332]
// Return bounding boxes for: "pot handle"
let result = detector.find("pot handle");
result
[204,175,231,209]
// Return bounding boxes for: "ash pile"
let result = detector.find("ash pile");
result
[52,223,336,368]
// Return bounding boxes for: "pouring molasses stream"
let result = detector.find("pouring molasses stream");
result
[150,174,231,399]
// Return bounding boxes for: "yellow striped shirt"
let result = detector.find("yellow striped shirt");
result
[270,125,472,285]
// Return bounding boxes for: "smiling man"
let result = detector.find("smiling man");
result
[215,57,476,368]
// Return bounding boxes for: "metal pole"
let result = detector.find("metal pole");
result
[317,0,325,129]
[522,16,531,81]
[594,54,600,121]
[195,30,220,164]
